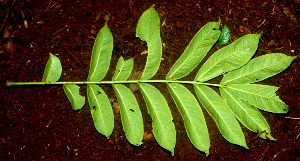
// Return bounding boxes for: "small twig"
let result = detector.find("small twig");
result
[32,0,58,21]
[257,19,266,28]
[247,130,266,144]
[0,0,16,35]
[273,148,288,159]
[296,133,300,139]
[45,120,52,128]
[52,25,69,37]
[285,116,300,120]
[56,40,82,66]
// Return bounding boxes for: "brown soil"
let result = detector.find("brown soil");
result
[1,0,300,160]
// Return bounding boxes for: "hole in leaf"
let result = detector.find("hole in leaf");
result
[97,91,101,95]
[93,106,96,110]
[130,109,134,112]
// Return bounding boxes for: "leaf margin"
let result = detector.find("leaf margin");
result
[63,84,85,111]
[167,83,210,156]
[87,84,114,138]
[194,84,248,149]
[221,53,297,85]
[166,18,221,80]
[42,53,62,82]
[113,84,144,146]
[139,83,176,155]
[87,22,113,81]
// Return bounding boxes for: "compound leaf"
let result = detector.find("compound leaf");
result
[195,34,261,82]
[139,83,176,155]
[221,53,296,85]
[167,83,210,155]
[112,56,134,81]
[42,53,62,82]
[6,4,297,157]
[87,84,114,138]
[113,84,144,146]
[63,84,85,111]
[220,87,275,140]
[227,84,288,113]
[166,19,221,80]
[136,5,162,80]
[194,85,248,149]
[88,22,113,81]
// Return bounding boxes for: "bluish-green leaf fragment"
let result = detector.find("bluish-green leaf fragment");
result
[113,84,144,146]
[220,87,275,140]
[88,22,113,81]
[112,56,134,81]
[168,83,210,155]
[219,25,230,45]
[166,19,221,80]
[194,85,248,149]
[136,5,162,80]
[227,84,288,113]
[42,53,62,82]
[87,84,114,138]
[139,83,176,155]
[221,53,296,85]
[63,84,85,111]
[195,34,261,82]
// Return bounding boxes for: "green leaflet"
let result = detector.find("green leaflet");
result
[194,85,248,149]
[136,5,162,80]
[227,84,288,113]
[220,87,275,140]
[112,56,134,81]
[63,84,85,111]
[139,83,176,155]
[221,53,296,85]
[87,84,114,138]
[195,34,261,82]
[87,22,113,81]
[167,83,210,155]
[113,84,144,146]
[219,25,230,45]
[166,19,221,80]
[42,53,62,82]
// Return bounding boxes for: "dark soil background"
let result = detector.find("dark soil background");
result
[1,0,300,160]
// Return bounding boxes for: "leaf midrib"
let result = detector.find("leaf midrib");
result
[223,56,290,84]
[113,85,137,137]
[88,31,106,81]
[197,39,250,81]
[44,58,52,81]
[113,58,124,81]
[227,85,282,104]
[168,84,204,146]
[65,85,76,107]
[139,84,172,147]
[195,85,239,141]
[222,88,262,131]
[89,85,108,133]
[141,10,157,80]
[168,25,216,80]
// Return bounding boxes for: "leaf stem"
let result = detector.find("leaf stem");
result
[7,80,222,87]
